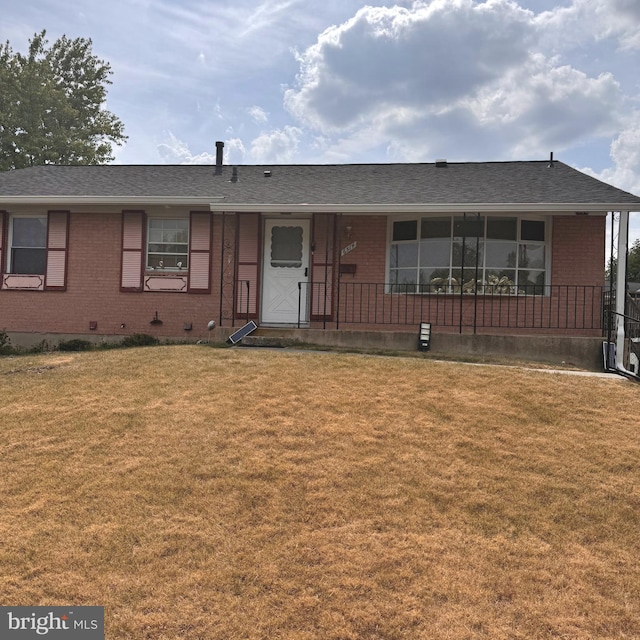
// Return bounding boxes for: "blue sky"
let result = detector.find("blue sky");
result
[2,0,639,244]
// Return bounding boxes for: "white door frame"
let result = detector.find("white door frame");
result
[261,218,311,325]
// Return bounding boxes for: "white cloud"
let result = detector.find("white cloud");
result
[224,137,248,164]
[467,57,623,156]
[238,0,302,37]
[157,132,217,164]
[149,0,318,75]
[156,131,304,165]
[247,106,269,123]
[537,0,640,51]
[285,0,535,133]
[600,0,640,50]
[581,119,640,252]
[583,119,640,196]
[283,0,625,162]
[249,127,303,163]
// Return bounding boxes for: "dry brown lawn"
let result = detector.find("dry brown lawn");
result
[1,346,639,639]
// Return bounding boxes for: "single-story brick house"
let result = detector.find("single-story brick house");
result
[1,146,640,359]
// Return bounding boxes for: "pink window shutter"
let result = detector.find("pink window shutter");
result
[45,210,69,290]
[236,213,260,317]
[121,210,145,292]
[311,213,336,320]
[188,211,212,293]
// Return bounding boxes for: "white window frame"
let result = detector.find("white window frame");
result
[7,214,48,275]
[146,217,189,272]
[388,214,550,294]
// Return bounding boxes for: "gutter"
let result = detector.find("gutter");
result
[0,196,223,207]
[0,197,632,214]
[208,203,620,214]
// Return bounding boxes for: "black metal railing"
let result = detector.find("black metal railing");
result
[626,293,640,339]
[235,279,252,325]
[604,291,640,338]
[298,282,605,333]
[624,297,640,375]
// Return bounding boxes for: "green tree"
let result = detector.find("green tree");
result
[628,238,640,282]
[0,30,126,171]
[606,238,640,283]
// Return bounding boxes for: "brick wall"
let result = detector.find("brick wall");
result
[0,211,232,340]
[551,215,605,286]
[329,213,606,336]
[0,211,607,340]
[336,214,607,288]
[336,215,387,283]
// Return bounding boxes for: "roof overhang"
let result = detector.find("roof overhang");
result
[0,196,219,207]
[0,197,633,214]
[207,202,626,214]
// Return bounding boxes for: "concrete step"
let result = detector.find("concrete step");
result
[237,334,297,348]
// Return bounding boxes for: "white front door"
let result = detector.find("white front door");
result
[261,219,310,324]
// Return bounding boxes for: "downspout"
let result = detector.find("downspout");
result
[615,210,629,372]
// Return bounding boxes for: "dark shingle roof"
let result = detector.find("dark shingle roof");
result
[1,161,639,207]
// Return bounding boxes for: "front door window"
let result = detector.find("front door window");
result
[270,226,303,268]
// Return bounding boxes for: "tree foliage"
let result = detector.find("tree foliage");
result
[607,238,640,283]
[0,30,126,171]
[628,239,640,282]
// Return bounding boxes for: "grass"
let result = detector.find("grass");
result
[1,346,639,639]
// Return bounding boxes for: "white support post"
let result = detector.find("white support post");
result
[615,210,629,370]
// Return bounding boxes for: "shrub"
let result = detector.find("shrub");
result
[58,339,93,352]
[97,340,120,350]
[0,329,14,355]
[27,340,51,354]
[121,333,159,348]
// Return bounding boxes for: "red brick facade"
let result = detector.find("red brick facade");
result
[551,216,605,286]
[0,210,606,339]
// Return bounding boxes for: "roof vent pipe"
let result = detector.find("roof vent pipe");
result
[548,151,554,168]
[215,141,224,172]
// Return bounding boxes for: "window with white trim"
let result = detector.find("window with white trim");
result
[389,215,547,294]
[9,216,47,274]
[147,218,189,271]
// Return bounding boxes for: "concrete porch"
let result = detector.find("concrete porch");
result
[232,326,605,371]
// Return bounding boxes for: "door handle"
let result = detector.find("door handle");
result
[304,267,308,277]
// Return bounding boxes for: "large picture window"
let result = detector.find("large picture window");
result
[9,216,47,274]
[390,215,547,294]
[147,218,189,271]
